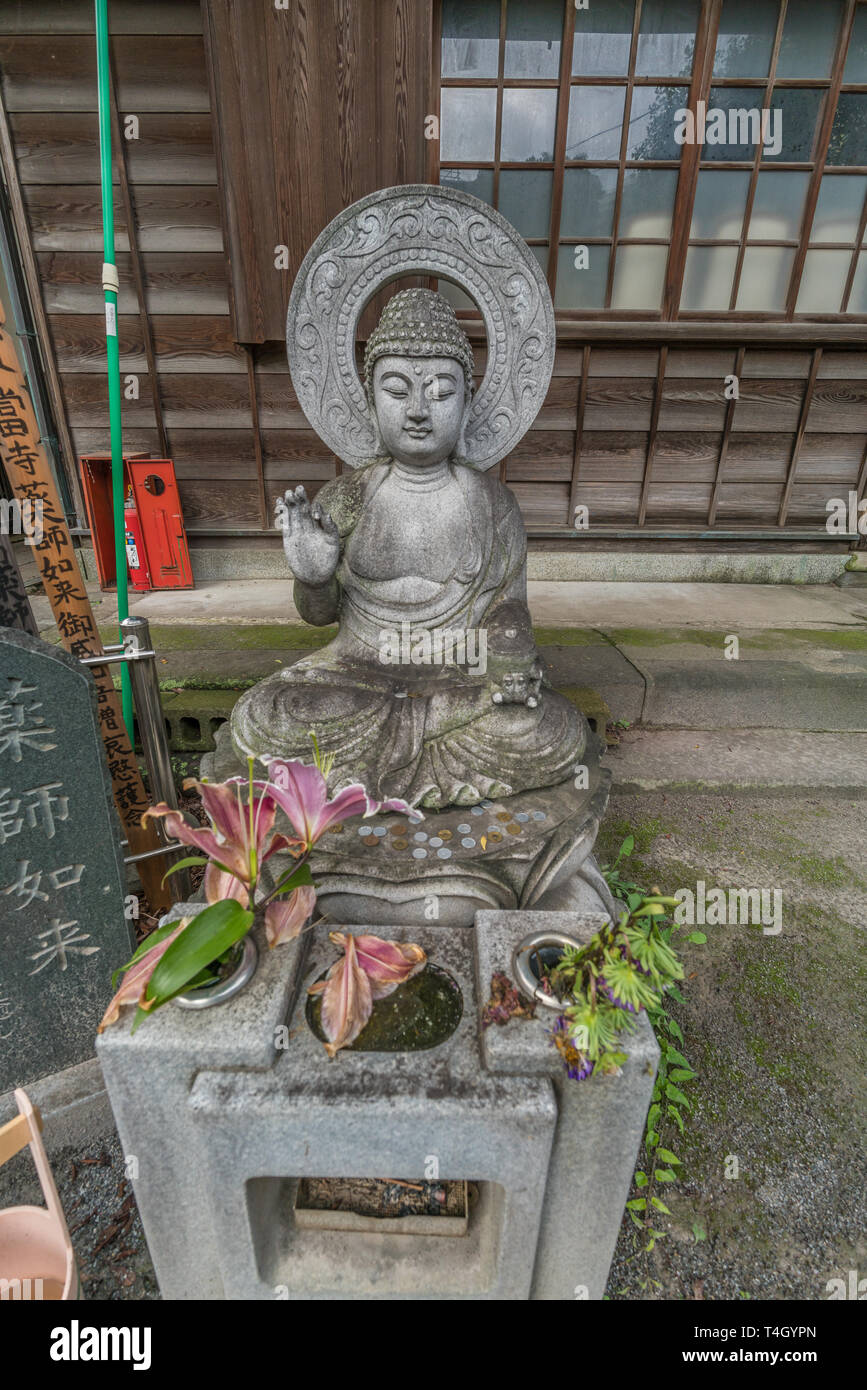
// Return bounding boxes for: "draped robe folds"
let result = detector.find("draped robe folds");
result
[230,458,587,809]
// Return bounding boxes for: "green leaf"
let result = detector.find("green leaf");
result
[621,835,635,858]
[667,1018,684,1043]
[650,1196,672,1214]
[685,931,707,944]
[111,917,185,988]
[161,855,209,885]
[670,1067,696,1083]
[654,1168,677,1182]
[647,1103,662,1130]
[664,1048,689,1069]
[270,861,314,896]
[626,1197,646,1211]
[667,985,685,1005]
[656,1148,681,1166]
[634,1171,648,1187]
[645,1130,659,1150]
[147,899,254,1007]
[666,1082,690,1107]
[692,1222,707,1243]
[668,1106,686,1135]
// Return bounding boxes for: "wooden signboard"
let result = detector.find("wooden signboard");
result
[0,303,171,910]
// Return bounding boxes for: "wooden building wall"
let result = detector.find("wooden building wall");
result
[0,0,863,554]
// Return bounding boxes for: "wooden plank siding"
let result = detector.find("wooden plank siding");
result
[0,1,863,549]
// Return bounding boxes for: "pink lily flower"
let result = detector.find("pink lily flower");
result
[307,931,428,1058]
[143,777,293,887]
[262,757,422,850]
[308,933,372,1059]
[97,918,189,1033]
[264,884,317,948]
[353,934,426,999]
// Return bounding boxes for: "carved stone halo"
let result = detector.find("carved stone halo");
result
[286,184,556,472]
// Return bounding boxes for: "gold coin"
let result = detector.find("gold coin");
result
[488,831,502,843]
[391,838,408,850]
[363,835,378,847]
[507,823,522,835]
[389,823,408,836]
[496,811,511,822]
[328,823,344,834]
[439,829,453,841]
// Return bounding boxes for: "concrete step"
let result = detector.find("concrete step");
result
[606,728,867,796]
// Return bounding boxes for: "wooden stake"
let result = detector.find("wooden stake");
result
[0,302,172,910]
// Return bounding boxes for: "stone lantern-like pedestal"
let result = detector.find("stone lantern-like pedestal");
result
[97,910,657,1300]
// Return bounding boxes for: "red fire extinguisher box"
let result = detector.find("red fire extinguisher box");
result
[79,455,194,592]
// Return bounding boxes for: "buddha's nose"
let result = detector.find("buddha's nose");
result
[407,390,430,421]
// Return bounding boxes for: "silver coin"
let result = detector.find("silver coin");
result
[461,837,476,848]
[429,837,443,848]
[412,848,427,860]
[457,823,472,834]
[437,848,452,859]
[414,831,428,842]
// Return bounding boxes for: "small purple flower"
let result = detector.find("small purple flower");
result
[598,976,640,1014]
[549,1015,595,1081]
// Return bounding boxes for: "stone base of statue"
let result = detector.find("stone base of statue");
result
[202,724,616,928]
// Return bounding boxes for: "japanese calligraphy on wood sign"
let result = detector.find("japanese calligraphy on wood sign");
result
[0,627,134,1090]
[0,301,171,908]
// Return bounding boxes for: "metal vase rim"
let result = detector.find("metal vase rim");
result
[172,932,259,1010]
[511,930,583,1012]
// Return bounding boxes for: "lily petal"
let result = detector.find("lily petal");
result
[263,757,422,847]
[142,803,250,882]
[264,885,316,948]
[97,919,188,1031]
[204,862,250,908]
[310,932,373,1058]
[353,934,426,1000]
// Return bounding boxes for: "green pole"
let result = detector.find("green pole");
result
[95,0,133,736]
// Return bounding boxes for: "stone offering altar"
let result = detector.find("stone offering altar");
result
[205,185,614,928]
[97,908,658,1300]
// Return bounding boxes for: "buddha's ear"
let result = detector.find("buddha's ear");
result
[457,381,474,459]
[368,399,386,455]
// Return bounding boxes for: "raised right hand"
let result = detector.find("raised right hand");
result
[275,486,340,586]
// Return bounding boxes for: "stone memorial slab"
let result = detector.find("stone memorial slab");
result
[0,626,133,1091]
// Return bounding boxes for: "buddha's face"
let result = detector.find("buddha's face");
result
[372,355,466,468]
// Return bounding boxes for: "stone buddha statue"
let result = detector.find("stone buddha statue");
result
[206,184,614,928]
[231,288,587,810]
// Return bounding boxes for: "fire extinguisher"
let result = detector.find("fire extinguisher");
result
[124,488,151,591]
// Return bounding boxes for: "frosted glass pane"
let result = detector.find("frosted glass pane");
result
[572,0,634,77]
[627,85,689,159]
[776,0,843,80]
[735,247,795,310]
[848,252,867,313]
[505,0,563,78]
[554,244,610,308]
[749,172,811,240]
[561,167,618,237]
[566,86,626,160]
[843,5,867,83]
[440,167,495,206]
[498,171,553,239]
[440,89,497,161]
[828,95,867,167]
[796,249,852,313]
[444,0,497,77]
[530,245,550,277]
[763,88,823,162]
[690,170,750,239]
[681,245,738,309]
[703,87,775,161]
[635,0,701,77]
[810,176,867,244]
[619,169,679,237]
[501,89,558,161]
[713,0,777,79]
[611,245,669,309]
[441,0,500,78]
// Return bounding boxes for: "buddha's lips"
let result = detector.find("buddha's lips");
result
[404,426,432,438]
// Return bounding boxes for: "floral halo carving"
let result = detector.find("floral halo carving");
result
[286,184,556,472]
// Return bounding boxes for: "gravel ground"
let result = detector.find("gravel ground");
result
[600,789,867,1301]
